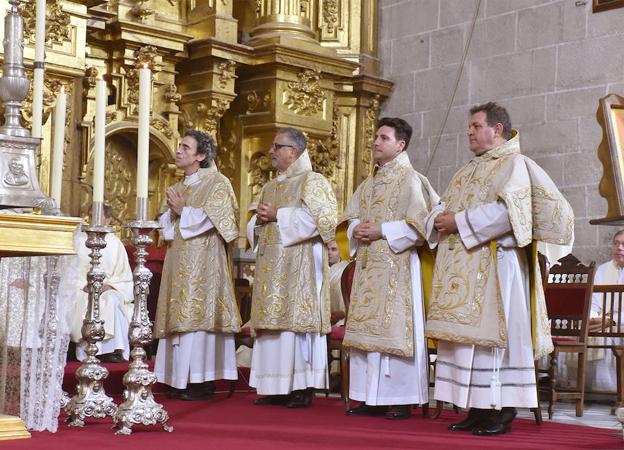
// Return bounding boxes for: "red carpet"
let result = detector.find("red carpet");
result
[10,392,621,450]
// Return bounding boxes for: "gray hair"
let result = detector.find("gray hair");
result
[277,127,306,156]
[184,130,216,168]
[613,230,624,243]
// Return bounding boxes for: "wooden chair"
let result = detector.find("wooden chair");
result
[589,284,624,410]
[326,260,355,410]
[539,254,596,419]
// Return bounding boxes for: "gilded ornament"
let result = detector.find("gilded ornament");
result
[285,69,325,116]
[151,116,174,138]
[21,0,71,45]
[83,67,99,91]
[309,139,337,181]
[217,61,237,89]
[246,90,270,114]
[130,0,155,21]
[134,46,159,69]
[249,152,273,200]
[363,95,380,173]
[322,0,339,33]
[20,71,57,128]
[164,83,181,105]
[196,99,230,135]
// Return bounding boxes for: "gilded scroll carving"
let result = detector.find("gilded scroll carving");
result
[322,0,339,33]
[151,116,174,139]
[249,152,272,200]
[21,0,71,45]
[285,69,325,116]
[246,91,270,114]
[217,61,237,89]
[363,95,380,173]
[131,0,155,21]
[22,72,65,129]
[196,99,230,136]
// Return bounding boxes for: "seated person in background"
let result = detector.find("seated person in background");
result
[327,240,349,325]
[560,230,624,393]
[61,204,133,363]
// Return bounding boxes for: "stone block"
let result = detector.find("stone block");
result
[520,119,578,155]
[422,106,470,138]
[431,26,464,66]
[579,116,605,155]
[440,0,484,27]
[379,40,392,76]
[406,137,430,173]
[472,48,556,101]
[499,95,546,127]
[414,63,470,111]
[384,0,439,40]
[546,87,606,121]
[384,72,414,116]
[574,218,599,247]
[561,0,587,42]
[467,13,516,60]
[518,2,563,50]
[426,134,458,170]
[391,34,430,76]
[557,36,624,89]
[398,112,423,140]
[587,188,608,219]
[564,150,602,186]
[587,3,624,38]
[485,0,551,17]
[559,185,586,219]
[532,155,564,186]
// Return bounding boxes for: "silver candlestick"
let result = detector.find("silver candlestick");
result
[114,200,172,435]
[65,223,117,426]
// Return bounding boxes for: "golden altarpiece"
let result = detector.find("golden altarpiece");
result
[5,0,392,250]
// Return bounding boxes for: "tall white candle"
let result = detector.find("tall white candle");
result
[31,0,46,138]
[93,79,106,204]
[50,86,67,207]
[136,64,151,200]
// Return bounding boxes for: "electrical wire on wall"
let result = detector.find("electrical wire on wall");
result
[424,0,482,176]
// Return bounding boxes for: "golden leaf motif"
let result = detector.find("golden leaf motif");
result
[21,0,71,45]
[285,69,325,116]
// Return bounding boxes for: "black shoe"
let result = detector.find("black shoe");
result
[385,405,411,420]
[202,381,216,396]
[499,407,517,426]
[179,383,213,401]
[253,395,290,406]
[286,389,313,408]
[165,387,185,399]
[472,410,510,436]
[346,403,387,416]
[448,408,485,431]
[99,351,126,363]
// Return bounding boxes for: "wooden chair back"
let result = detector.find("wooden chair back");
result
[545,254,596,343]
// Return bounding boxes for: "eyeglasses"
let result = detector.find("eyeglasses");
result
[270,143,295,151]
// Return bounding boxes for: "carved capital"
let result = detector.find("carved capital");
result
[217,61,237,89]
[134,46,160,70]
[194,98,231,136]
[130,0,155,21]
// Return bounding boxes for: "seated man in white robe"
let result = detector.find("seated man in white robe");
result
[559,230,624,393]
[63,205,133,363]
[327,240,348,325]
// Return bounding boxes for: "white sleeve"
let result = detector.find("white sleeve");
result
[425,203,445,249]
[346,219,361,257]
[247,214,259,252]
[179,207,215,240]
[277,207,320,247]
[159,209,175,242]
[381,220,423,253]
[455,201,513,250]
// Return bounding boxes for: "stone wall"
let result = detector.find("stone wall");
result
[378,0,624,264]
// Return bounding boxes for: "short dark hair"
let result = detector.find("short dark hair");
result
[184,130,216,168]
[469,102,512,140]
[377,117,412,149]
[276,127,307,156]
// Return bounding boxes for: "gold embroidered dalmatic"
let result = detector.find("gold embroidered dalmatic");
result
[425,132,574,358]
[340,152,439,357]
[154,167,241,339]
[250,151,337,335]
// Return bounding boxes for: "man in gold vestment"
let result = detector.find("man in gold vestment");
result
[340,117,439,420]
[247,127,338,408]
[154,130,241,401]
[427,103,574,435]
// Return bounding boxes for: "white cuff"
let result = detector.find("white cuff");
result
[277,207,320,247]
[382,220,422,253]
[179,206,215,240]
[346,219,361,257]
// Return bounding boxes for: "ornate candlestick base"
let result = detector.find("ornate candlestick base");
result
[114,220,172,435]
[65,224,117,427]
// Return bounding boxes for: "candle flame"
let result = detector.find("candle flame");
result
[60,85,65,94]
[142,62,149,69]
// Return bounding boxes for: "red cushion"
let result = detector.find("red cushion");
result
[329,325,345,341]
[239,326,251,336]
[552,337,577,343]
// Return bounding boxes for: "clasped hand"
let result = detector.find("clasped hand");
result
[256,202,277,224]
[166,187,185,217]
[433,210,458,236]
[353,221,382,243]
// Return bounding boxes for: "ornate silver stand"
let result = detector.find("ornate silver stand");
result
[65,223,117,426]
[114,204,172,435]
